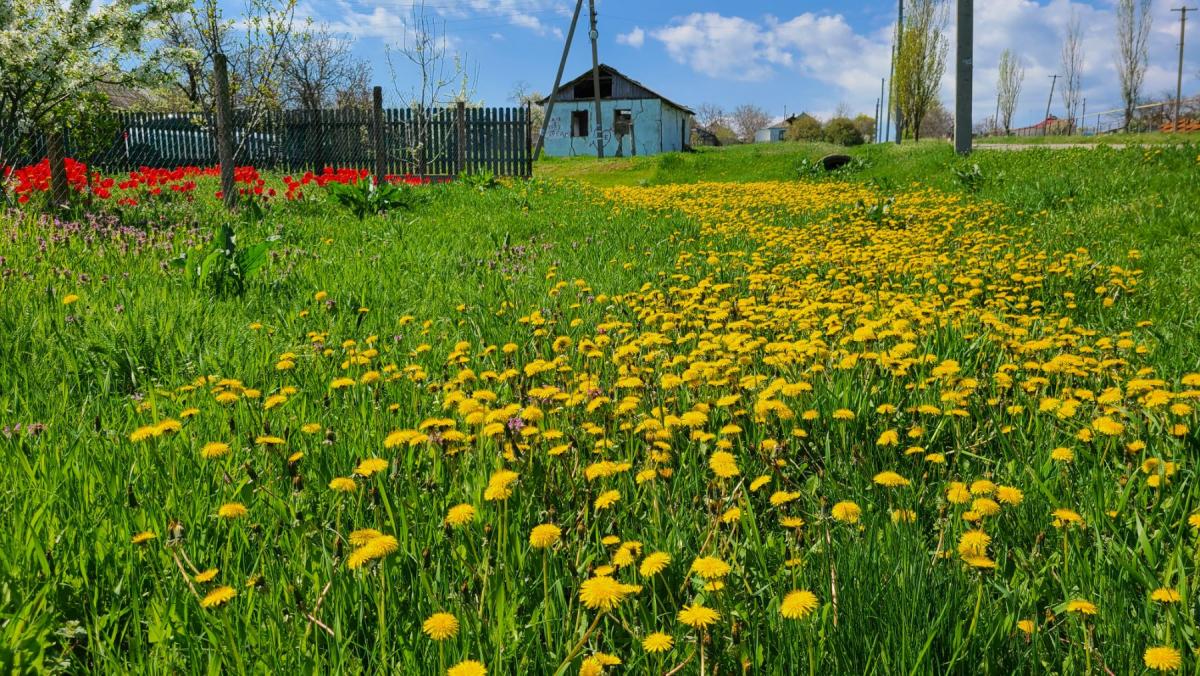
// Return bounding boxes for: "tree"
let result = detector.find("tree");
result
[823,117,865,146]
[510,81,545,138]
[695,103,728,131]
[1060,13,1084,134]
[919,100,953,139]
[730,104,771,142]
[892,0,949,142]
[282,23,371,110]
[996,48,1025,135]
[0,0,186,199]
[851,114,876,141]
[163,0,298,113]
[386,1,477,173]
[1115,0,1152,129]
[785,113,823,142]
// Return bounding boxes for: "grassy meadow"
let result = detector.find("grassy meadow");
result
[2,140,1200,674]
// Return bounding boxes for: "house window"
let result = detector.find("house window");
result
[571,110,589,137]
[614,109,632,135]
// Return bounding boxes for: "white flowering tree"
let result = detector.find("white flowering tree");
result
[0,0,187,200]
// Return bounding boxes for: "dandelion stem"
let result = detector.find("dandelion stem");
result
[553,611,603,675]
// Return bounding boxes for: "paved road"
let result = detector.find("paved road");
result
[974,142,1182,151]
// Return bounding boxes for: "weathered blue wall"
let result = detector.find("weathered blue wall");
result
[542,99,691,157]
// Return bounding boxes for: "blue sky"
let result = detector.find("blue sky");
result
[297,0,1197,127]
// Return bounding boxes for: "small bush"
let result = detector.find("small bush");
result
[823,117,865,147]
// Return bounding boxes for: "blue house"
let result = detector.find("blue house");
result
[538,65,694,157]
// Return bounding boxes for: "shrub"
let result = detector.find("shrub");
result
[823,117,865,147]
[785,113,823,142]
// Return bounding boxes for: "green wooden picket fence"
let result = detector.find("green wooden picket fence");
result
[47,104,533,178]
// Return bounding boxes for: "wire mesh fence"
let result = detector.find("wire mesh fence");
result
[3,105,533,178]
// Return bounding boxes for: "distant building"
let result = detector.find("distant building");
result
[754,115,798,143]
[537,64,694,157]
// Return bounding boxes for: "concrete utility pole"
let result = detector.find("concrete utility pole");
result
[954,0,973,154]
[587,0,604,158]
[1172,7,1196,132]
[1044,74,1059,137]
[213,52,237,211]
[534,0,584,160]
[879,78,886,142]
[895,0,904,144]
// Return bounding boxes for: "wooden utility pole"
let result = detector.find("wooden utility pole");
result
[456,101,467,175]
[895,0,904,144]
[1043,74,1059,137]
[533,0,584,160]
[213,53,237,211]
[954,0,973,154]
[372,86,387,184]
[1172,7,1196,132]
[587,0,604,158]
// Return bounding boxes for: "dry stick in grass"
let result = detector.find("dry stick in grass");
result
[167,546,200,599]
[307,581,336,637]
[663,646,697,676]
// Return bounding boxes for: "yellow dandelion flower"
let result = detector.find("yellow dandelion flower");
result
[677,603,720,629]
[201,441,231,459]
[200,585,236,608]
[780,590,819,619]
[132,530,157,545]
[642,632,674,653]
[422,612,459,641]
[1151,588,1181,603]
[329,477,357,492]
[445,503,477,527]
[594,490,621,510]
[639,552,671,577]
[831,501,861,523]
[530,524,562,548]
[690,556,731,579]
[1064,598,1097,615]
[447,660,487,676]
[579,575,630,611]
[217,503,248,519]
[354,458,389,476]
[1144,646,1182,671]
[873,471,910,488]
[194,568,219,583]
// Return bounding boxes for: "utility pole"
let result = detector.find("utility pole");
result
[1080,98,1086,135]
[1172,7,1196,132]
[587,0,604,159]
[532,0,583,159]
[534,0,585,160]
[954,0,973,154]
[895,0,904,144]
[214,52,237,211]
[879,78,886,142]
[1044,74,1059,137]
[874,97,881,143]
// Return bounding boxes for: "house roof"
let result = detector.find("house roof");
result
[538,64,694,114]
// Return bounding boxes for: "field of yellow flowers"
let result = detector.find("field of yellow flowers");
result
[2,144,1200,674]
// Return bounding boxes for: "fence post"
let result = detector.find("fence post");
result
[213,53,237,211]
[525,102,534,177]
[417,108,428,178]
[456,101,467,176]
[372,86,386,185]
[47,126,69,208]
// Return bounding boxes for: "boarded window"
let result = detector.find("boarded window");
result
[571,110,589,137]
[614,109,632,136]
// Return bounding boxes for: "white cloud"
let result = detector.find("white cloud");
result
[617,26,646,49]
[645,2,1196,125]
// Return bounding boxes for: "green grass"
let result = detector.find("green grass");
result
[976,131,1197,146]
[2,142,1199,674]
